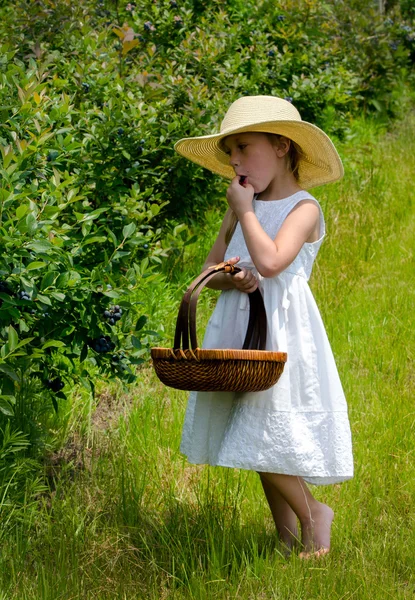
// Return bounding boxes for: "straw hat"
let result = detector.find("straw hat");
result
[174,95,344,189]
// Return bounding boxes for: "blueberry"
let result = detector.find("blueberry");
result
[277,15,285,21]
[109,318,115,325]
[143,244,149,249]
[140,138,145,145]
[117,128,124,136]
[82,82,90,91]
[144,21,155,31]
[42,312,50,318]
[267,50,275,57]
[284,96,293,103]
[104,310,111,318]
[113,313,121,321]
[47,377,64,392]
[114,305,120,310]
[136,146,143,155]
[170,0,178,6]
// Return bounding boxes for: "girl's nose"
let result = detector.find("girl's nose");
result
[229,150,240,167]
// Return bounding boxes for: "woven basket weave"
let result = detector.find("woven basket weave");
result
[151,262,287,392]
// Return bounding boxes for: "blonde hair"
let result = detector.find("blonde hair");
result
[224,134,301,245]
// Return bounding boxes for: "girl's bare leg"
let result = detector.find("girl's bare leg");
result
[258,472,334,558]
[259,473,299,549]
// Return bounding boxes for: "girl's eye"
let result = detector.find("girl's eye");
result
[239,144,247,151]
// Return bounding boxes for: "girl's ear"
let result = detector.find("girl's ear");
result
[273,135,291,158]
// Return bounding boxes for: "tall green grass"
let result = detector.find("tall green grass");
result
[1,115,414,599]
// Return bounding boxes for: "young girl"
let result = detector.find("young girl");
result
[174,96,353,559]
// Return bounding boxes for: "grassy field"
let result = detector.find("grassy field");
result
[1,115,415,599]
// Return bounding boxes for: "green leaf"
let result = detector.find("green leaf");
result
[16,338,34,349]
[103,290,120,298]
[79,376,91,391]
[129,357,145,365]
[60,325,75,336]
[8,326,18,352]
[36,293,52,306]
[131,335,142,349]
[16,205,28,219]
[55,272,70,288]
[50,292,65,302]
[42,340,65,349]
[28,240,52,253]
[41,271,58,290]
[108,229,118,246]
[123,222,136,238]
[173,223,187,236]
[0,364,19,382]
[135,315,147,331]
[26,261,47,270]
[80,344,88,362]
[184,234,198,246]
[0,396,15,416]
[26,213,37,235]
[75,208,107,223]
[83,236,107,245]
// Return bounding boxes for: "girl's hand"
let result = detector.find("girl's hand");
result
[226,176,255,217]
[227,256,258,293]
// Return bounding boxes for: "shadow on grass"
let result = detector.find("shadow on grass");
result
[114,476,284,594]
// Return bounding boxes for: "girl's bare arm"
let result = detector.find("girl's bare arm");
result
[237,199,320,278]
[202,208,258,292]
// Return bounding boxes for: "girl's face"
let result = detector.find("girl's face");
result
[221,132,289,195]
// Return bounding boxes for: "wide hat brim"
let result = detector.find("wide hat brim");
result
[174,118,344,190]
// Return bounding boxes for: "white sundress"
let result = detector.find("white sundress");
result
[180,191,353,485]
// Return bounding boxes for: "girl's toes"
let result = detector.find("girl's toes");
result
[299,547,330,560]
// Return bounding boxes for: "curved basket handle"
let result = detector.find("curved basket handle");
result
[173,261,267,351]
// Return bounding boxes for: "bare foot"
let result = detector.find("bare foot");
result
[278,527,301,558]
[298,502,334,559]
[278,525,300,550]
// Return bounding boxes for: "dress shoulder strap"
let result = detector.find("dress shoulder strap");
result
[282,191,326,239]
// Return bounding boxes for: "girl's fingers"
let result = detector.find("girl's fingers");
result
[232,268,258,292]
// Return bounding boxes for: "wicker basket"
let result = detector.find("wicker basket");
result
[151,261,287,392]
